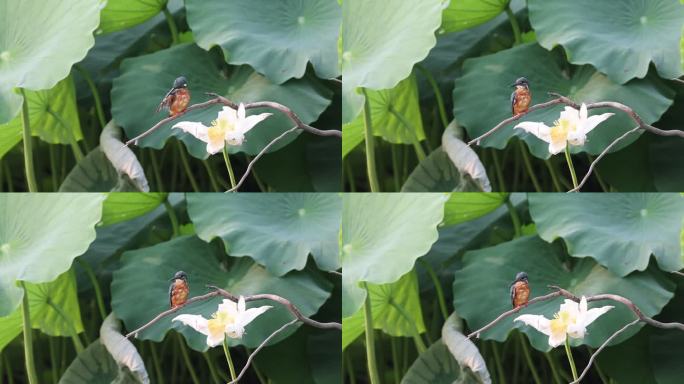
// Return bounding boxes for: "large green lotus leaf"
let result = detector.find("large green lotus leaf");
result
[110,43,332,159]
[0,270,84,352]
[442,193,507,227]
[308,331,341,384]
[98,0,165,34]
[100,193,165,227]
[341,0,443,122]
[529,194,684,276]
[186,0,340,84]
[58,340,140,384]
[111,235,332,352]
[401,340,482,384]
[341,193,448,317]
[342,74,425,158]
[453,236,675,352]
[0,0,102,123]
[453,43,674,159]
[0,194,105,316]
[441,0,508,34]
[528,0,684,84]
[0,75,83,159]
[186,194,341,276]
[342,271,426,350]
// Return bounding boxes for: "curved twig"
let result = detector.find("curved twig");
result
[467,285,684,339]
[124,94,340,146]
[570,319,641,384]
[125,286,340,339]
[567,126,640,192]
[225,126,298,192]
[228,319,299,384]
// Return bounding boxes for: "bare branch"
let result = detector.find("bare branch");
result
[467,290,564,339]
[466,98,565,146]
[208,285,341,330]
[672,271,684,277]
[567,126,641,192]
[467,285,684,339]
[570,319,641,384]
[125,286,341,339]
[124,94,340,147]
[228,319,299,384]
[470,93,684,148]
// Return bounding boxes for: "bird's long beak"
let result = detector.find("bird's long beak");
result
[169,277,176,281]
[509,83,516,88]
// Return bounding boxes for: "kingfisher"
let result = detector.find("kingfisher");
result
[156,76,190,117]
[510,77,531,116]
[169,271,190,309]
[510,271,530,309]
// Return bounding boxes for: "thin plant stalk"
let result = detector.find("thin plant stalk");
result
[20,282,39,384]
[244,347,267,384]
[150,150,165,192]
[222,146,237,190]
[46,108,84,162]
[178,335,201,384]
[390,337,400,384]
[150,343,165,384]
[415,65,448,128]
[518,333,542,384]
[19,89,38,192]
[48,337,58,384]
[163,7,179,45]
[491,342,506,384]
[390,145,400,191]
[344,352,356,384]
[244,154,267,192]
[222,339,237,381]
[176,141,200,192]
[388,107,426,162]
[491,149,506,192]
[362,282,381,384]
[505,199,522,238]
[564,146,579,189]
[202,352,220,384]
[505,4,522,45]
[544,351,563,384]
[163,199,180,237]
[418,260,448,321]
[46,299,85,353]
[362,89,380,191]
[544,159,563,192]
[77,259,107,320]
[202,160,221,192]
[564,337,579,381]
[518,141,542,192]
[74,65,106,129]
[389,301,427,353]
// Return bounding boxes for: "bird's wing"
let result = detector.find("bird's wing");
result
[510,91,516,114]
[509,282,516,307]
[156,88,175,113]
[168,282,174,307]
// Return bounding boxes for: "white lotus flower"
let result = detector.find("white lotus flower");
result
[514,296,613,347]
[172,296,271,347]
[172,104,271,154]
[514,104,613,154]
